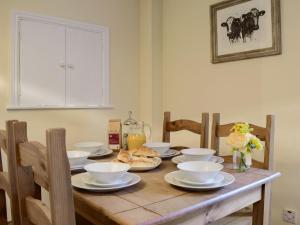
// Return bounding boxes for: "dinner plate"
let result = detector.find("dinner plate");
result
[82,172,133,187]
[129,157,162,171]
[171,155,224,164]
[165,171,235,190]
[88,148,113,159]
[70,159,96,172]
[72,172,141,192]
[174,172,224,186]
[160,149,181,159]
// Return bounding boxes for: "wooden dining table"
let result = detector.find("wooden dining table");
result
[73,154,280,225]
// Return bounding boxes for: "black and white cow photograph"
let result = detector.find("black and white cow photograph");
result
[221,8,266,44]
[210,0,281,63]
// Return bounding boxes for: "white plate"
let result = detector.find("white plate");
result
[72,172,141,192]
[165,171,235,190]
[70,159,96,171]
[129,157,162,171]
[172,155,224,164]
[88,148,113,158]
[160,149,181,159]
[82,173,133,187]
[175,172,224,186]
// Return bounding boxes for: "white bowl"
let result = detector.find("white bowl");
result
[74,142,104,154]
[67,151,91,167]
[177,161,223,183]
[181,148,216,161]
[143,142,171,155]
[84,162,130,184]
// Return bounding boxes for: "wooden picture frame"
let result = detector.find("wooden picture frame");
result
[210,0,281,63]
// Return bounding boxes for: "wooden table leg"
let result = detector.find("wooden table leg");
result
[252,184,271,225]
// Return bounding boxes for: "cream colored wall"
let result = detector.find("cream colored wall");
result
[139,0,163,141]
[162,0,300,224]
[0,0,140,147]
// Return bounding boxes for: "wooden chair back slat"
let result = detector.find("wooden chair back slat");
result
[25,197,52,225]
[18,142,49,190]
[211,113,275,170]
[163,112,209,149]
[6,120,76,225]
[6,120,25,225]
[46,128,76,225]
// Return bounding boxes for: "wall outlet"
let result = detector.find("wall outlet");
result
[283,209,297,224]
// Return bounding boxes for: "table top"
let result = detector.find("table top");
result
[72,154,280,225]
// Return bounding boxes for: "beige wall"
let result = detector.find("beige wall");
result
[0,0,140,147]
[162,0,300,224]
[139,0,163,141]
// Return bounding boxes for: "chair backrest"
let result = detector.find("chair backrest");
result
[0,128,21,225]
[211,113,275,170]
[162,112,209,149]
[6,120,76,225]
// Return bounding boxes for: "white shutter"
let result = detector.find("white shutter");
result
[66,27,103,106]
[19,19,66,106]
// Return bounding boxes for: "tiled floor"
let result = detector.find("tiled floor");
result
[212,216,251,225]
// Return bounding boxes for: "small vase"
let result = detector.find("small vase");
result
[232,151,239,169]
[239,152,251,172]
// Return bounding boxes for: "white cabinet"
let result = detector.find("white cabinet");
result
[11,11,110,109]
[66,27,103,106]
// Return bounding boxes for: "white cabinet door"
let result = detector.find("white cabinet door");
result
[19,20,66,106]
[66,27,103,106]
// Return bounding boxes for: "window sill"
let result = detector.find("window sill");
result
[7,105,113,110]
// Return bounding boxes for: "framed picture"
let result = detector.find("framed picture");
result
[210,0,281,63]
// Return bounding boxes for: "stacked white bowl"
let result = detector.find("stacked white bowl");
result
[74,142,105,154]
[67,151,91,167]
[84,162,130,184]
[177,161,223,183]
[143,142,171,155]
[181,148,216,161]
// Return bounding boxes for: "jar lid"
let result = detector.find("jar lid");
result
[123,111,138,125]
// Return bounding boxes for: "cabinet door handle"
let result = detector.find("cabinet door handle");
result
[59,63,66,68]
[67,64,74,69]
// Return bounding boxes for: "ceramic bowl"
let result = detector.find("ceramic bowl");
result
[74,142,105,154]
[177,161,223,183]
[181,148,216,161]
[67,150,91,167]
[84,162,130,184]
[143,142,171,155]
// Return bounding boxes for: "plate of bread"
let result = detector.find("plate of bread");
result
[115,147,162,171]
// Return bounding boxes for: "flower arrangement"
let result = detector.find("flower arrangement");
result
[227,123,263,172]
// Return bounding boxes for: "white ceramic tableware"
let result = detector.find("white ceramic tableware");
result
[175,172,224,186]
[181,148,216,161]
[74,142,105,154]
[165,171,235,190]
[172,155,224,164]
[84,162,130,184]
[67,151,91,167]
[88,148,113,159]
[177,161,223,183]
[72,172,141,192]
[143,142,171,155]
[70,159,96,171]
[160,149,181,159]
[82,173,133,187]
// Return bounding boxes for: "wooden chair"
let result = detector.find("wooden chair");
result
[163,112,209,150]
[210,113,275,224]
[6,120,76,225]
[0,128,22,225]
